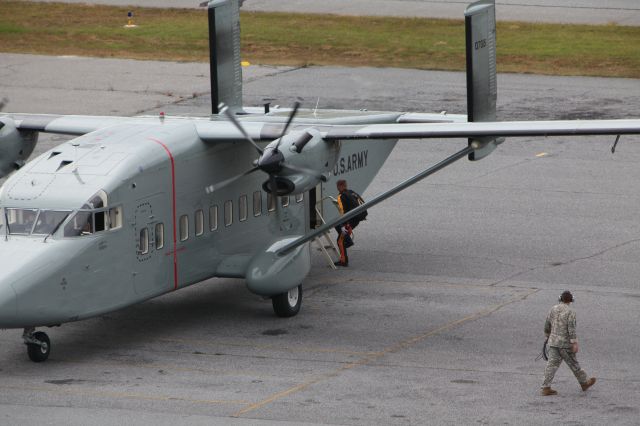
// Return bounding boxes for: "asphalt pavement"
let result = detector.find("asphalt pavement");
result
[22,0,640,25]
[1,52,640,425]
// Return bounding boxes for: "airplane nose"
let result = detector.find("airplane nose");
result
[0,284,18,328]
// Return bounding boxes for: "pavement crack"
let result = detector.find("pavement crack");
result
[552,237,640,267]
[490,238,640,287]
[245,65,309,84]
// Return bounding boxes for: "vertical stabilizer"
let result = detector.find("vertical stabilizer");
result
[208,0,244,114]
[465,0,502,160]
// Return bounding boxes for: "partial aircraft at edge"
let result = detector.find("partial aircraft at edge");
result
[0,0,639,362]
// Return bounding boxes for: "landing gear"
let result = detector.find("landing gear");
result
[271,284,302,318]
[23,328,51,363]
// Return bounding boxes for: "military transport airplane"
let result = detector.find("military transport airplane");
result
[1,0,639,362]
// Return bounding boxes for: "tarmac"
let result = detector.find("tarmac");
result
[23,0,640,25]
[1,52,640,425]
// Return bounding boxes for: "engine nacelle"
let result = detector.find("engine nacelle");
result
[263,128,340,195]
[0,118,38,178]
[245,238,311,296]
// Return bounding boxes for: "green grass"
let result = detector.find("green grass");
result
[0,1,638,78]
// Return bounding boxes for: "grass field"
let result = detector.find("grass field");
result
[0,1,639,78]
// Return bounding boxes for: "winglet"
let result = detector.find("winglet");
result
[207,0,244,115]
[465,0,503,160]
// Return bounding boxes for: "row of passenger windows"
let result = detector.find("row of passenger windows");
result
[138,192,304,254]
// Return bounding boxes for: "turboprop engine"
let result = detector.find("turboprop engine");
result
[205,103,340,196]
[258,128,340,195]
[0,117,38,178]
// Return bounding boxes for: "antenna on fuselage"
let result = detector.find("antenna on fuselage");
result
[203,0,244,115]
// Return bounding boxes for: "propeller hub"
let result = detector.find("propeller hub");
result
[257,147,285,174]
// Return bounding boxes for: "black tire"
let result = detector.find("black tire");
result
[272,285,302,318]
[27,331,51,363]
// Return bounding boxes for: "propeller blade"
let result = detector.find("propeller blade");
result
[270,174,283,215]
[205,166,259,194]
[274,101,301,151]
[281,164,328,182]
[269,174,278,196]
[219,103,263,155]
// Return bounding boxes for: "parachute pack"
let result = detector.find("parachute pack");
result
[346,190,368,223]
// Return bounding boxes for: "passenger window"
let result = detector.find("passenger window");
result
[224,200,233,226]
[195,209,204,236]
[155,223,164,249]
[139,228,149,254]
[239,195,248,222]
[209,205,218,231]
[281,196,290,208]
[296,193,304,203]
[179,214,189,241]
[253,191,262,217]
[267,193,276,213]
[109,206,123,230]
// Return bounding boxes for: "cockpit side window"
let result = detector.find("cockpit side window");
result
[6,208,38,235]
[64,211,93,237]
[109,206,122,230]
[94,210,107,232]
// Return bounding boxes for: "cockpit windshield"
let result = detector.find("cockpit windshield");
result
[6,208,39,235]
[33,210,72,235]
[4,208,71,235]
[1,190,120,239]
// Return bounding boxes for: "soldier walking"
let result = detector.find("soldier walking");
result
[541,290,596,396]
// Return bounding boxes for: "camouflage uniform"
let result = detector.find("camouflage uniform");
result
[541,303,589,387]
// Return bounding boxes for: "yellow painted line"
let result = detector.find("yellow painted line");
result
[0,384,248,405]
[233,288,539,417]
[536,152,548,157]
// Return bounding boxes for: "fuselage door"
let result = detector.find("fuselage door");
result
[132,194,169,296]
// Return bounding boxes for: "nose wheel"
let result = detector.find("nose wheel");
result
[271,284,302,317]
[23,328,51,362]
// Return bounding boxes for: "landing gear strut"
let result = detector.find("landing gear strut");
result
[23,327,51,362]
[271,284,302,317]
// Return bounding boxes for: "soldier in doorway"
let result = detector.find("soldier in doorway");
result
[334,179,359,267]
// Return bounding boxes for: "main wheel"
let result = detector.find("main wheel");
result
[27,331,51,363]
[272,284,302,318]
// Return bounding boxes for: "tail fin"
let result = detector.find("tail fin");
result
[207,0,244,114]
[465,0,502,160]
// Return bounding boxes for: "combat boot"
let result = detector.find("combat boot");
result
[581,377,596,391]
[541,387,557,396]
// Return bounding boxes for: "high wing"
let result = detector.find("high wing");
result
[1,113,271,140]
[275,118,640,255]
[322,119,640,140]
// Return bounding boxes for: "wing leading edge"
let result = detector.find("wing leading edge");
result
[321,119,640,141]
